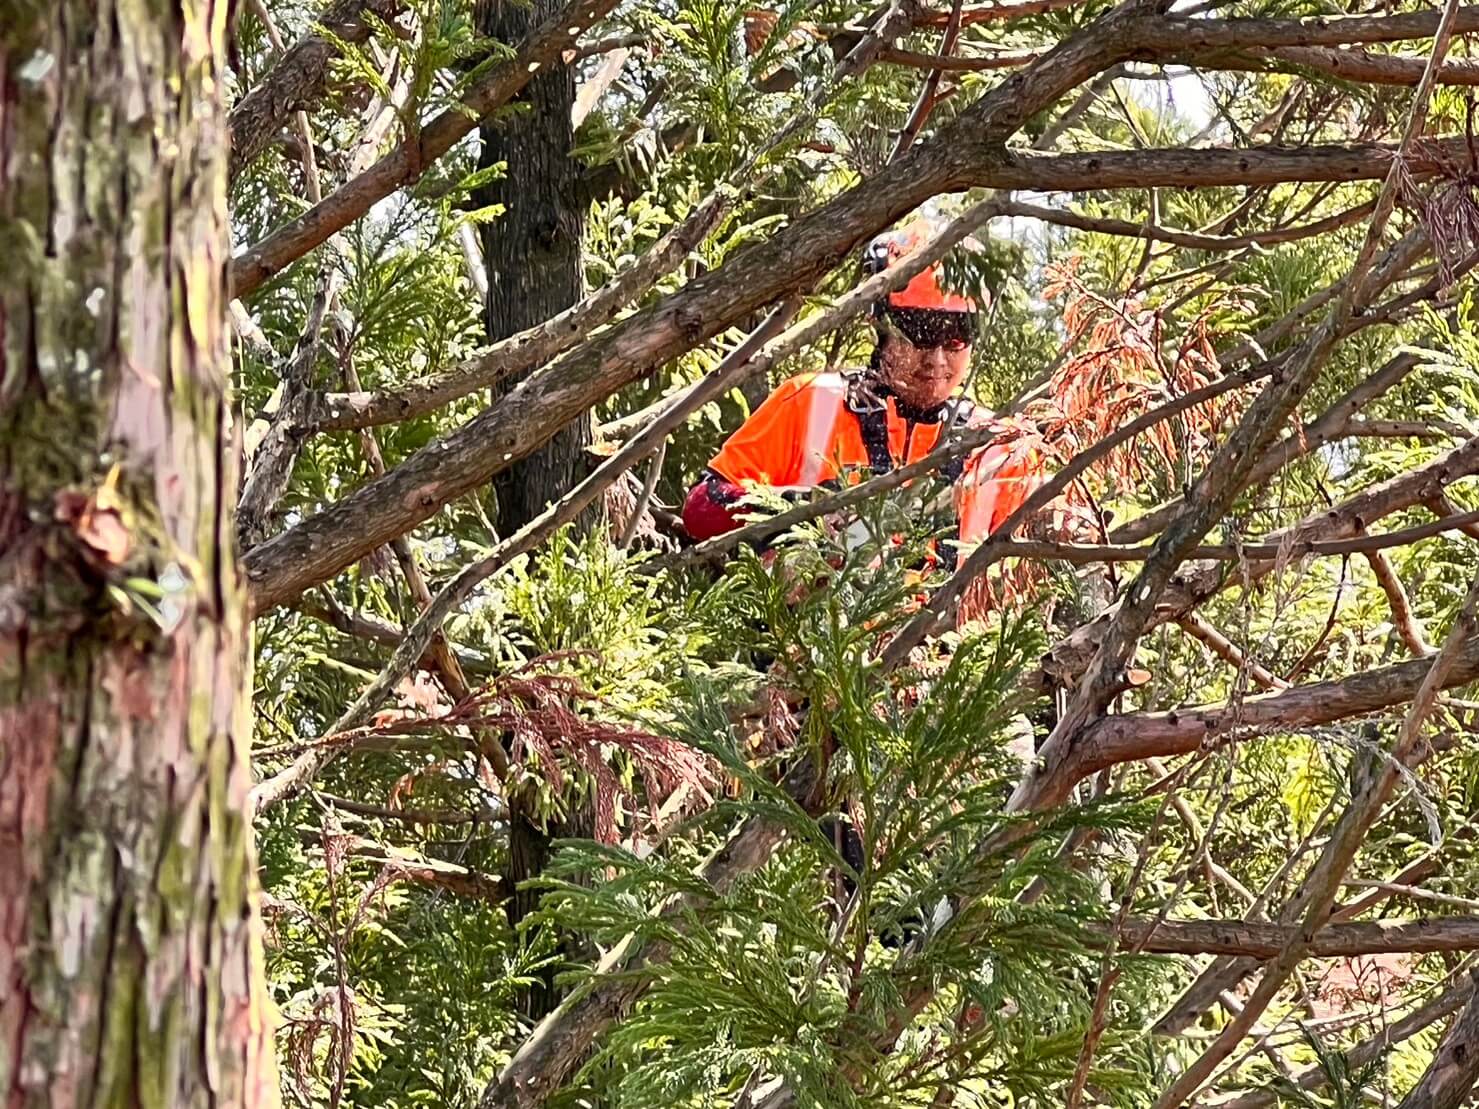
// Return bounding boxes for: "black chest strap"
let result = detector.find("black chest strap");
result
[844,373,982,484]
[855,403,896,475]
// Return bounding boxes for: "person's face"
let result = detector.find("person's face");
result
[877,331,973,410]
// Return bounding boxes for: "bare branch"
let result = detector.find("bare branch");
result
[993,508,1479,565]
[973,136,1474,194]
[1178,611,1290,691]
[238,268,340,546]
[1365,545,1434,657]
[891,0,967,161]
[1136,6,1479,51]
[1070,631,1479,792]
[1342,880,1479,915]
[231,0,619,299]
[1106,916,1479,959]
[879,45,1039,72]
[302,829,506,902]
[1000,196,1376,252]
[312,188,732,431]
[1394,973,1479,1109]
[1343,417,1469,441]
[316,792,504,826]
[1248,45,1479,87]
[915,0,1087,25]
[294,596,491,677]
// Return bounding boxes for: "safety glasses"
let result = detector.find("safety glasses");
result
[883,307,977,352]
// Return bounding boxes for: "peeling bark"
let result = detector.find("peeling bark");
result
[1,5,276,1107]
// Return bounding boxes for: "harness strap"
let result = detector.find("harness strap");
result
[855,403,896,475]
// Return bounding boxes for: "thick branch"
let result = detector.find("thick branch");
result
[1066,635,1479,798]
[312,188,732,431]
[1392,973,1479,1109]
[228,0,404,179]
[1133,6,1479,51]
[1250,45,1479,87]
[1106,916,1479,959]
[974,136,1472,194]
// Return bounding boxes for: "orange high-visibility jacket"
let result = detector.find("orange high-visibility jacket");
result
[708,371,1043,543]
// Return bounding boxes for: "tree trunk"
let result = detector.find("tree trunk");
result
[0,6,277,1107]
[476,0,590,537]
[474,0,592,1021]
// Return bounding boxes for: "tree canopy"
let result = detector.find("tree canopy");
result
[9,0,1479,1106]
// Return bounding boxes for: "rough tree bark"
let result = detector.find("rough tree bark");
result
[476,0,591,537]
[474,0,592,1020]
[0,5,277,1107]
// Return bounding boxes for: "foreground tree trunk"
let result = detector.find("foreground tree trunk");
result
[0,5,277,1106]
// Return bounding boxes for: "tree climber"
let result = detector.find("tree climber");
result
[683,222,1056,941]
[681,221,1045,564]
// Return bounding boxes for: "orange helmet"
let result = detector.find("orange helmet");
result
[863,221,978,314]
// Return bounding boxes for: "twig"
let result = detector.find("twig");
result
[1178,611,1290,690]
[617,439,667,550]
[1365,545,1434,657]
[1341,879,1479,914]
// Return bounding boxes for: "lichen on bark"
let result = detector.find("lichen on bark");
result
[1,4,278,1107]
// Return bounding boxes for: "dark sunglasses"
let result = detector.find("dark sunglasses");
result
[883,307,977,351]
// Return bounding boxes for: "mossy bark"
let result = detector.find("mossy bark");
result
[0,5,278,1107]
